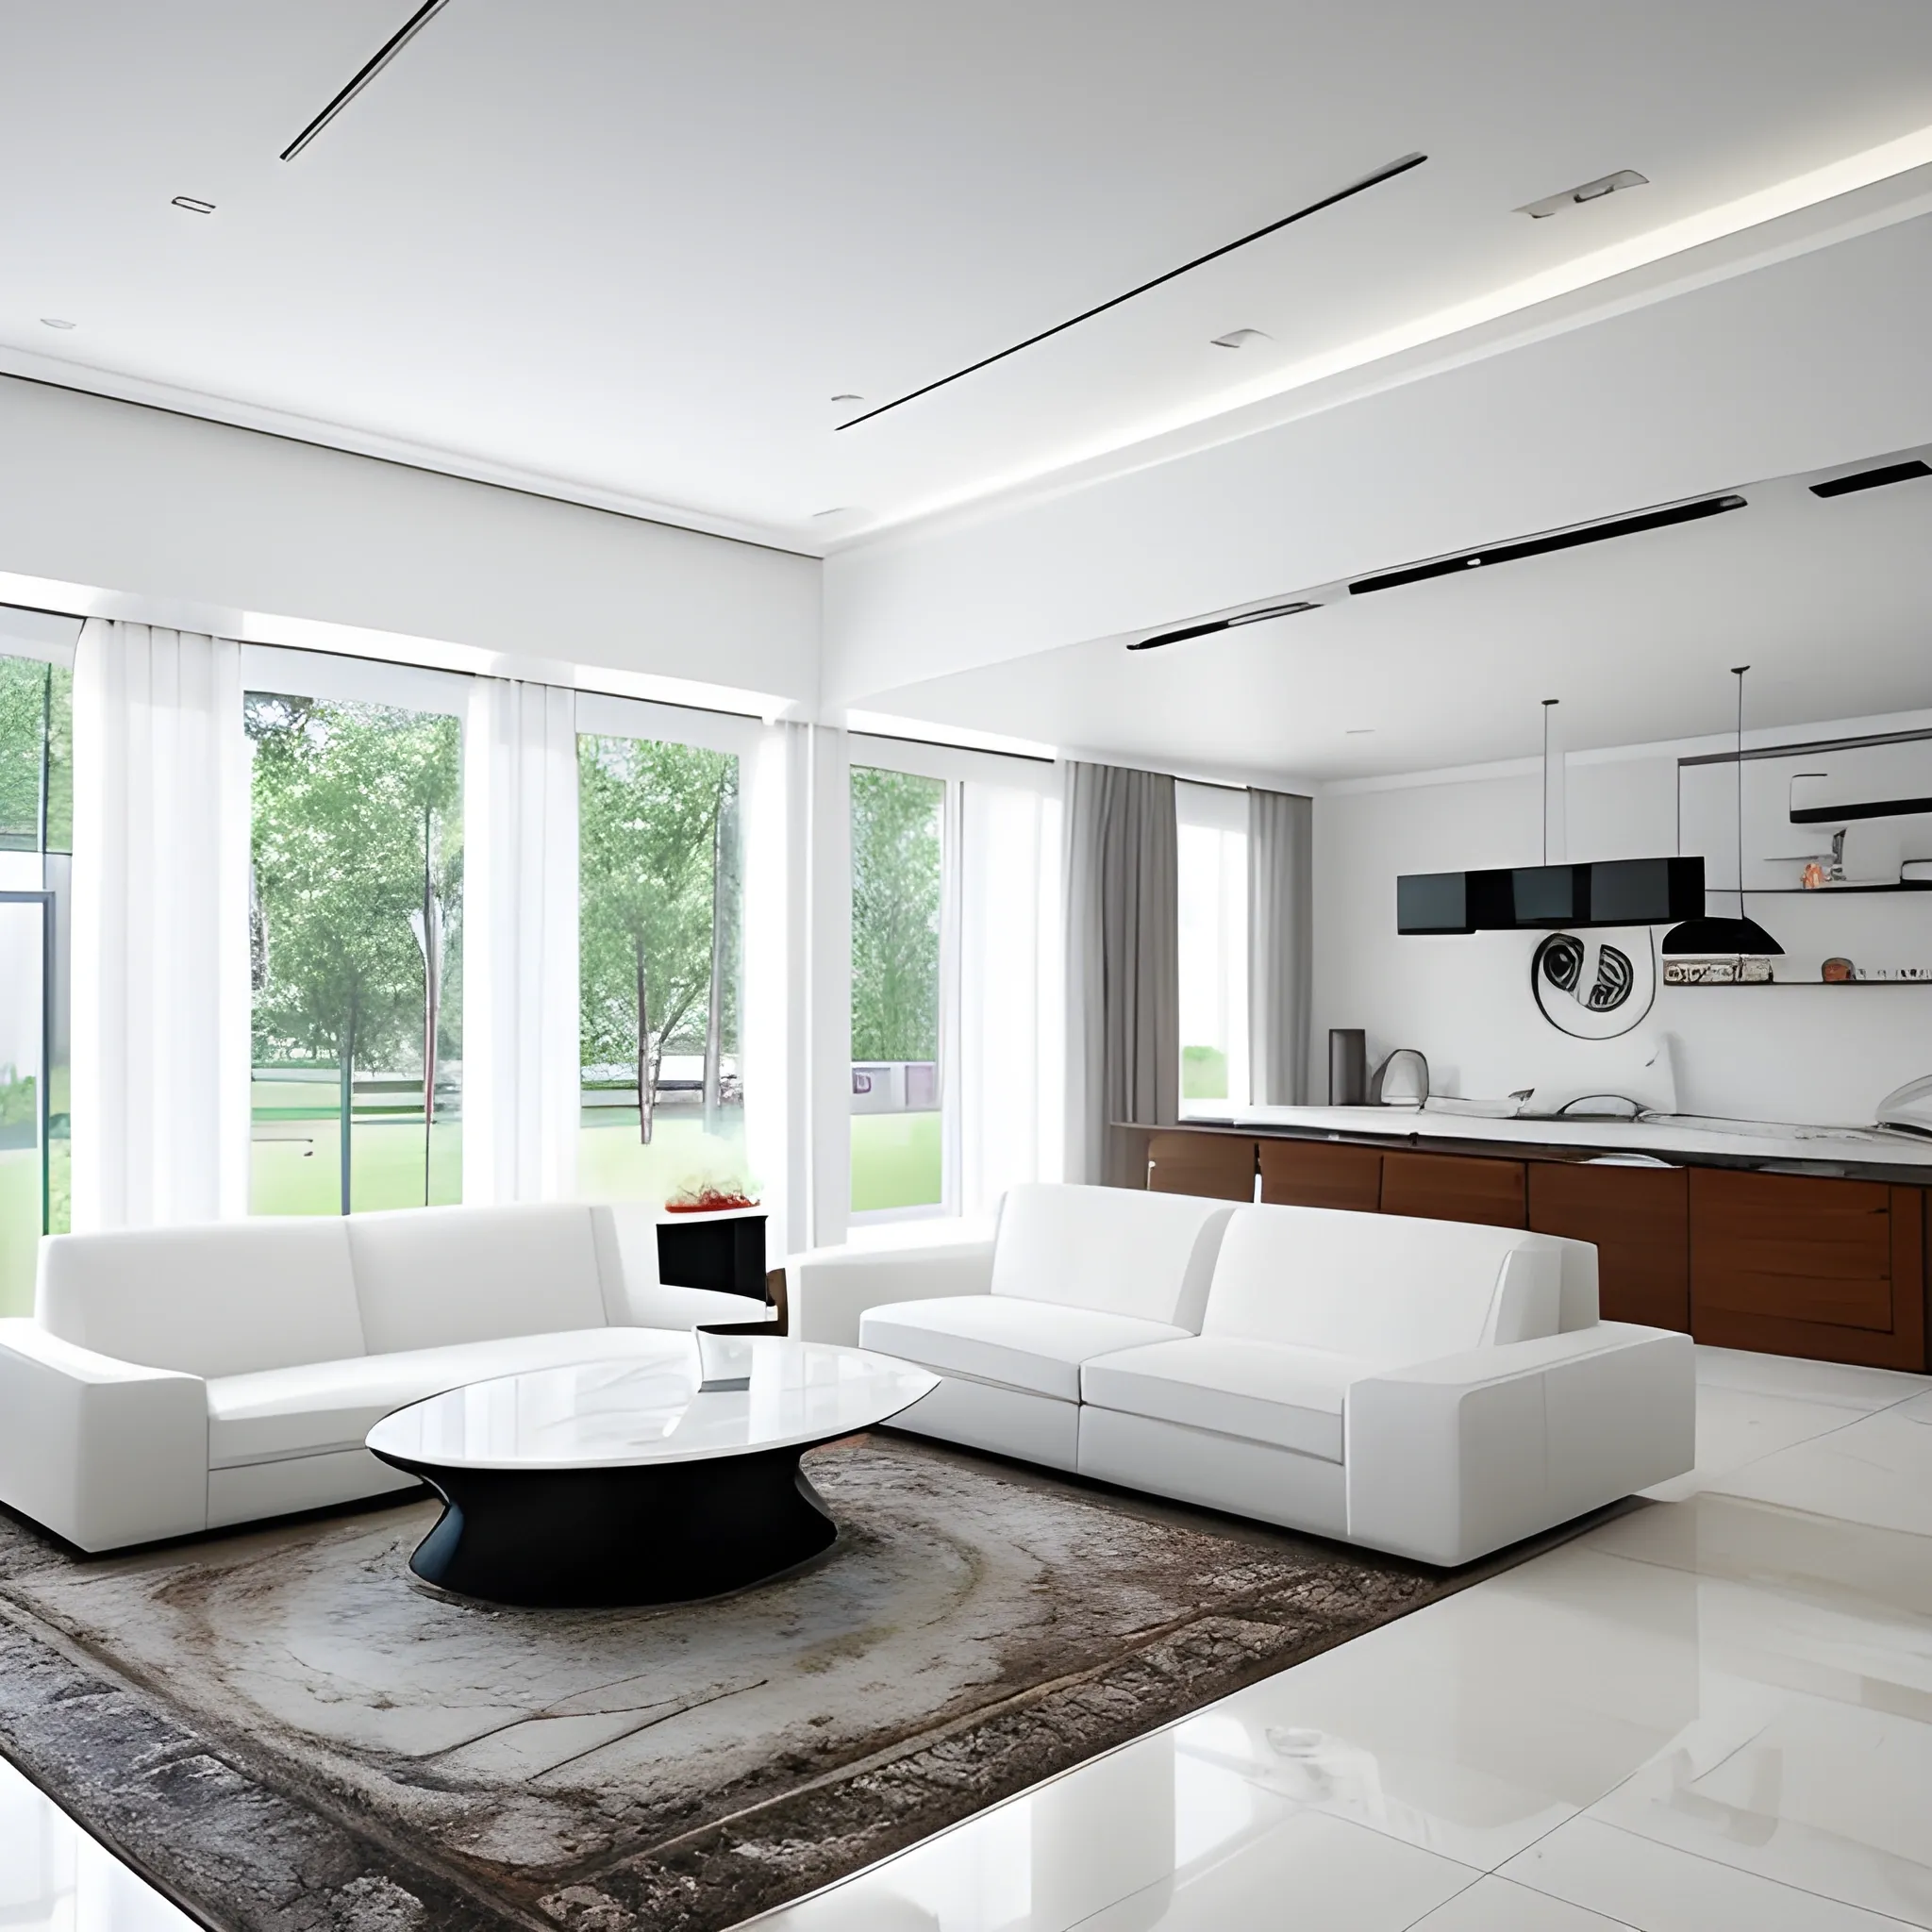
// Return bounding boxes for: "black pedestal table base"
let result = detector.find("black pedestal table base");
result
[372,1440,842,1607]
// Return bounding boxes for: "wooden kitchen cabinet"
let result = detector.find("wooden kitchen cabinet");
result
[1257,1140,1383,1211]
[1146,1132,1257,1201]
[1380,1150,1526,1227]
[1690,1169,1927,1370]
[1527,1161,1690,1330]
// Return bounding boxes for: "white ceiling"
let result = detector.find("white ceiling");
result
[6,1,1932,546]
[861,454,1932,781]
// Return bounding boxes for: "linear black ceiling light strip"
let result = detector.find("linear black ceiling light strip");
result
[281,0,451,161]
[1808,458,1932,499]
[837,151,1427,432]
[1127,599,1321,652]
[1348,492,1748,597]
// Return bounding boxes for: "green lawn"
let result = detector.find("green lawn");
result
[0,1149,38,1318]
[251,1123,463,1215]
[0,1107,937,1307]
[577,1112,750,1203]
[850,1110,942,1212]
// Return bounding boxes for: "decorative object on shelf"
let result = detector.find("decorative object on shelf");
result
[1531,929,1657,1038]
[1368,1046,1429,1107]
[664,1182,760,1212]
[1663,665,1784,958]
[1398,698,1703,933]
[1662,957,1774,985]
[1329,1027,1367,1105]
[1823,957,1856,983]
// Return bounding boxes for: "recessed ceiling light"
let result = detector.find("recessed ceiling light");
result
[1345,728,1375,736]
[812,506,865,520]
[1210,328,1272,350]
[39,317,75,329]
[171,195,216,214]
[830,392,863,404]
[1517,169,1648,220]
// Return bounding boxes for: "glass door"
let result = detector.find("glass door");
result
[0,892,52,1317]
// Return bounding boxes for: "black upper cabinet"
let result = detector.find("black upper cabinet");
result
[1397,857,1703,934]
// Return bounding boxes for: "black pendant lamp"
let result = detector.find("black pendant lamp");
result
[1662,665,1783,957]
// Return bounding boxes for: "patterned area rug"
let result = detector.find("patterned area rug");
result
[0,1432,1587,1932]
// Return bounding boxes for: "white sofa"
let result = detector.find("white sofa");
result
[792,1184,1692,1567]
[0,1203,774,1553]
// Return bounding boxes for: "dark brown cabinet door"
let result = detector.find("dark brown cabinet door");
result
[1690,1170,1927,1370]
[1380,1151,1526,1226]
[1146,1132,1257,1202]
[1257,1140,1383,1212]
[1527,1161,1689,1330]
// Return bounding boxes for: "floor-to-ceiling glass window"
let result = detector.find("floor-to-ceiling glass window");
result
[0,613,75,1315]
[243,651,465,1214]
[575,698,750,1204]
[1176,780,1249,1116]
[849,763,947,1214]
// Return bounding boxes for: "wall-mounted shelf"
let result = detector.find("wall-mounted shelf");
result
[1663,977,1932,988]
[1737,883,1932,897]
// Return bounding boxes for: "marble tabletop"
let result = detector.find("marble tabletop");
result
[366,1338,938,1473]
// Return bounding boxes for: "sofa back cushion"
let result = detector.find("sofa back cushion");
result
[348,1205,608,1355]
[1202,1206,1567,1362]
[36,1220,365,1378]
[991,1184,1236,1329]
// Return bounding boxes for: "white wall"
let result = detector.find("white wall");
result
[1314,728,1932,1126]
[0,376,820,705]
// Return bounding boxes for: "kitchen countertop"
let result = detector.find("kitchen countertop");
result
[1166,1104,1932,1182]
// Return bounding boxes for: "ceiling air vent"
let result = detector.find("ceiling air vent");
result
[1517,170,1648,219]
[1808,458,1932,499]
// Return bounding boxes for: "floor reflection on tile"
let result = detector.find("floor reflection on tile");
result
[751,1348,1932,1932]
[1502,1816,1912,1931]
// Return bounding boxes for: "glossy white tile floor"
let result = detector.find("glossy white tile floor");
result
[746,1346,1932,1932]
[2,1345,1928,1931]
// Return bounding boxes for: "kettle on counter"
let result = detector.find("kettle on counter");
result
[1369,1047,1429,1108]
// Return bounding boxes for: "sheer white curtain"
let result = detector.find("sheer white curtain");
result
[71,621,250,1230]
[741,720,809,1258]
[959,778,1063,1214]
[462,679,580,1203]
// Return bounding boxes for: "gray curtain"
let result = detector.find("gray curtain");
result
[1063,761,1179,1185]
[1247,788,1313,1105]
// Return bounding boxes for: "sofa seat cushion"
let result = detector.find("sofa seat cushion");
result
[1079,1337,1376,1463]
[860,1296,1188,1402]
[207,1327,690,1470]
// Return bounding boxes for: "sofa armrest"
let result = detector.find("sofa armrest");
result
[786,1241,996,1345]
[0,1319,208,1552]
[1343,1323,1694,1567]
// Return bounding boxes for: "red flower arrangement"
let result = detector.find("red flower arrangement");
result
[663,1184,760,1214]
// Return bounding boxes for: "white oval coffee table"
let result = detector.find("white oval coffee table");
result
[366,1338,938,1607]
